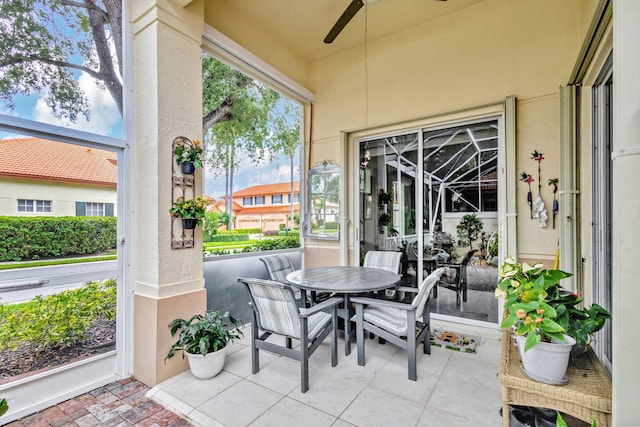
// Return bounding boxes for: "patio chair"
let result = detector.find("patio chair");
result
[259,254,302,301]
[237,277,342,393]
[363,250,403,273]
[433,249,475,305]
[351,267,445,381]
[363,250,403,297]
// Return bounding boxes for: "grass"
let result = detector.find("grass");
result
[0,253,117,270]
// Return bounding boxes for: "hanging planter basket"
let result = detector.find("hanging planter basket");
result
[180,161,196,175]
[181,218,198,229]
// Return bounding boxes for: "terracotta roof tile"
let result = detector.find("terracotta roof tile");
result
[233,182,299,197]
[236,203,300,215]
[0,137,117,186]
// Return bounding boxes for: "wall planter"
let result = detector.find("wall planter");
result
[180,161,196,175]
[181,218,198,230]
[516,334,575,384]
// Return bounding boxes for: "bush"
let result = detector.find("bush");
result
[242,236,300,252]
[207,233,250,243]
[0,216,117,261]
[263,230,280,236]
[0,278,116,351]
[231,228,261,234]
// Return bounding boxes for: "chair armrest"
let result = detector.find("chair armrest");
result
[351,296,414,311]
[299,296,342,318]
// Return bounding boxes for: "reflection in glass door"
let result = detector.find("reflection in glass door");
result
[358,119,500,324]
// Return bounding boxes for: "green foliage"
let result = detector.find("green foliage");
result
[0,398,7,417]
[456,213,484,250]
[242,236,300,252]
[166,310,243,359]
[497,257,572,352]
[169,196,210,221]
[203,211,221,242]
[0,279,116,351]
[231,228,261,234]
[173,138,204,168]
[0,0,123,119]
[208,233,250,243]
[549,291,611,348]
[0,216,117,261]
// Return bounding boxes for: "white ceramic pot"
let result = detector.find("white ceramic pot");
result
[515,334,576,385]
[185,346,226,379]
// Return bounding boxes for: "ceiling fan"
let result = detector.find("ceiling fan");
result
[324,0,446,44]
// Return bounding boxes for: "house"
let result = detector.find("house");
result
[224,181,299,231]
[0,137,117,217]
[2,0,639,424]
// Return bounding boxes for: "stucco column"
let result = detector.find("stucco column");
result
[612,0,640,424]
[131,0,206,386]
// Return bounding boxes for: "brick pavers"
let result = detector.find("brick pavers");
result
[4,378,193,427]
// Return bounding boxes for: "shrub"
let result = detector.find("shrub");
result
[242,236,300,252]
[0,278,116,351]
[232,228,261,234]
[263,230,280,236]
[207,233,250,243]
[0,216,117,261]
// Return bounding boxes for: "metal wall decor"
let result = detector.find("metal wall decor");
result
[171,136,196,249]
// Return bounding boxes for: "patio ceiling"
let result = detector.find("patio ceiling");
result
[207,0,483,63]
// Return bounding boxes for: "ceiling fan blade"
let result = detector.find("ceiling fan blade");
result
[324,0,364,44]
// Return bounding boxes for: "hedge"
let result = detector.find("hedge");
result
[207,233,250,243]
[0,216,117,261]
[0,278,116,351]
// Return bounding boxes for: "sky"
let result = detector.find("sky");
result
[0,19,299,201]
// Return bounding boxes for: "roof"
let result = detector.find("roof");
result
[233,182,299,197]
[236,203,300,215]
[0,137,117,186]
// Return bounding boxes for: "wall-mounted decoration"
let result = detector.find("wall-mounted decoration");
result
[530,150,548,228]
[548,178,559,229]
[173,136,204,175]
[171,136,206,249]
[520,172,534,219]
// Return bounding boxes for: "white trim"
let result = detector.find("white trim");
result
[202,25,315,104]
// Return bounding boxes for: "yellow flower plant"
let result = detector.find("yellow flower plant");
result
[496,256,572,352]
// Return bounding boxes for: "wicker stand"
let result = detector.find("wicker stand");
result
[499,331,612,426]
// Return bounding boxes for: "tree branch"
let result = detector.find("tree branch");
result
[0,54,103,81]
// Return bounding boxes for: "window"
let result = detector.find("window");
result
[76,202,114,217]
[288,194,299,203]
[272,195,283,204]
[243,197,253,206]
[86,202,105,216]
[305,163,340,239]
[255,196,265,205]
[17,199,52,213]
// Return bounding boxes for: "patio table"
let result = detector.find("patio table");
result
[286,266,400,355]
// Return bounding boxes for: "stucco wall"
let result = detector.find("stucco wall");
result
[0,177,117,216]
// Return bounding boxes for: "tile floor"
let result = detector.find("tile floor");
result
[147,327,503,427]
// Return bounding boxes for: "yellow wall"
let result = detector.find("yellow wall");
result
[0,178,117,216]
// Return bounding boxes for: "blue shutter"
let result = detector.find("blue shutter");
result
[105,203,114,217]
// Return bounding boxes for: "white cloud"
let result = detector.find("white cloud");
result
[33,71,121,136]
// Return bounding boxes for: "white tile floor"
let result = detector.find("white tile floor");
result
[147,326,504,427]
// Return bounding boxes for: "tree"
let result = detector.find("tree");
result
[202,54,300,229]
[0,0,123,120]
[268,99,301,229]
[456,213,483,251]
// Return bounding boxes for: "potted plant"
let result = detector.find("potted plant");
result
[173,138,204,174]
[165,310,243,379]
[549,288,611,351]
[495,257,576,384]
[169,196,210,229]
